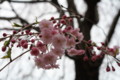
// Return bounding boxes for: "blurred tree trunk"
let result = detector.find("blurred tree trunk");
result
[67,0,119,80]
[67,0,103,80]
[74,0,102,80]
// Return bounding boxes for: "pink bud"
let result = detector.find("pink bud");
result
[101,42,105,46]
[83,56,89,61]
[60,19,66,24]
[91,56,97,62]
[11,39,16,43]
[50,17,54,20]
[106,66,110,72]
[31,39,35,43]
[22,43,28,49]
[62,15,67,19]
[13,30,17,34]
[20,40,27,46]
[117,62,120,67]
[30,47,39,56]
[3,33,7,37]
[2,46,6,52]
[97,47,101,50]
[52,20,56,23]
[25,30,30,34]
[68,18,73,22]
[112,66,115,71]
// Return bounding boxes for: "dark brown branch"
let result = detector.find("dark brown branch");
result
[0,0,50,3]
[9,2,29,24]
[67,0,81,27]
[105,10,120,46]
[0,16,18,20]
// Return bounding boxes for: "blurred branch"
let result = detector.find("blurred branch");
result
[0,0,50,3]
[0,28,19,30]
[50,1,64,17]
[9,2,29,24]
[0,16,18,20]
[67,0,81,26]
[105,9,120,46]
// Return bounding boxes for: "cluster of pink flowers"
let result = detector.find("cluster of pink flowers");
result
[31,19,85,69]
[0,15,120,71]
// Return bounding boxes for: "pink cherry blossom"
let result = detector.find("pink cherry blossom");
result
[77,50,85,55]
[36,41,47,52]
[39,19,53,30]
[77,32,84,42]
[66,37,76,48]
[34,56,45,68]
[41,28,53,44]
[43,52,57,65]
[67,48,85,56]
[38,45,47,53]
[67,48,78,56]
[52,34,66,49]
[70,28,80,37]
[52,48,64,57]
[51,29,58,35]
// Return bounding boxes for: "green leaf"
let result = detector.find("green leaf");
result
[4,40,10,47]
[1,48,11,59]
[12,23,22,27]
[7,48,11,58]
[1,55,9,59]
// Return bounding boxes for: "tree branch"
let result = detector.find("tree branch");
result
[9,2,29,24]
[0,16,18,20]
[105,10,120,46]
[0,50,30,72]
[0,0,50,3]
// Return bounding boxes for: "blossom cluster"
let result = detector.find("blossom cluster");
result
[33,18,85,69]
[0,15,120,71]
[0,16,85,69]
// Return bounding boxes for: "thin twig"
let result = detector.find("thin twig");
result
[0,50,30,72]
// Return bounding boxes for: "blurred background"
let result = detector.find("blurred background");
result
[0,0,120,80]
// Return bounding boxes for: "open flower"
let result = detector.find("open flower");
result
[67,48,85,56]
[41,28,53,44]
[34,56,45,68]
[52,34,66,49]
[43,52,57,65]
[52,48,64,57]
[77,32,84,42]
[39,19,53,30]
[66,37,76,48]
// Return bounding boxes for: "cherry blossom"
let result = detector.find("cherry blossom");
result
[52,48,64,57]
[42,52,57,65]
[66,37,76,48]
[41,28,53,44]
[39,19,53,30]
[52,34,67,49]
